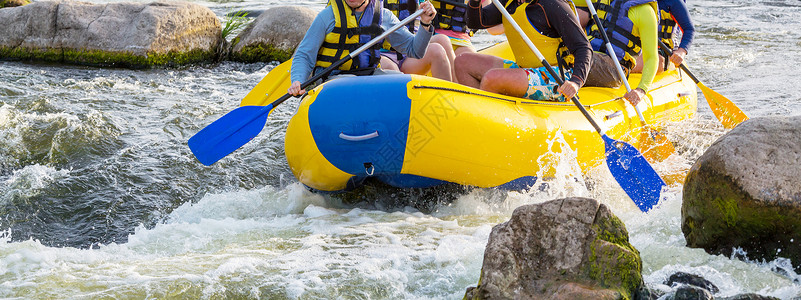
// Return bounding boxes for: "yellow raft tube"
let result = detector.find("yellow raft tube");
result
[284,42,697,192]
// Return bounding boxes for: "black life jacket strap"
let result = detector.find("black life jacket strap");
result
[332,0,348,64]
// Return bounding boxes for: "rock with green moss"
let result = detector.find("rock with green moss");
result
[1,0,30,8]
[0,1,221,68]
[230,6,315,63]
[682,116,801,271]
[465,197,643,300]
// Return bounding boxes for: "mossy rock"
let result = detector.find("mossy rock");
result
[467,198,642,299]
[586,208,643,299]
[229,42,293,63]
[682,116,801,271]
[1,0,30,8]
[0,46,217,68]
[230,6,315,63]
[0,1,221,68]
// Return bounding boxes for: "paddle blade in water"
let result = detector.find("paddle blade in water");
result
[602,135,666,212]
[188,105,273,166]
[698,82,749,129]
[639,126,675,163]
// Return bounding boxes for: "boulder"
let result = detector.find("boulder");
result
[721,294,781,300]
[0,0,221,68]
[668,285,713,300]
[1,0,30,8]
[230,6,315,63]
[682,116,801,270]
[665,272,719,294]
[465,197,643,299]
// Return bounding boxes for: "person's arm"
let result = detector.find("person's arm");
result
[480,0,505,34]
[543,0,591,89]
[466,0,504,29]
[383,8,433,59]
[290,7,335,84]
[629,3,658,92]
[667,0,694,51]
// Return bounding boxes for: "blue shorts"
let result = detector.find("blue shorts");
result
[502,59,570,102]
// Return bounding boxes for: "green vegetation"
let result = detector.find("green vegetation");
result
[216,9,252,61]
[230,43,293,63]
[221,10,250,43]
[0,46,216,68]
[1,0,31,8]
[586,214,643,300]
[684,167,801,269]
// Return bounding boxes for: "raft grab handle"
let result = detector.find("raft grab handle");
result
[363,162,375,176]
[605,111,623,120]
[339,131,379,141]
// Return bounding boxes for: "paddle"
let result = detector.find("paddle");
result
[659,41,749,129]
[585,0,675,163]
[239,59,293,106]
[490,0,665,212]
[189,9,426,166]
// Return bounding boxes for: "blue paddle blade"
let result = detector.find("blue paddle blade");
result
[601,134,666,212]
[188,105,274,166]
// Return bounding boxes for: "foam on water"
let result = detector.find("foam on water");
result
[1,126,800,298]
[0,103,121,169]
[0,183,490,298]
[1,165,71,204]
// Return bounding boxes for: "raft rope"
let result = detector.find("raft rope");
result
[412,85,621,107]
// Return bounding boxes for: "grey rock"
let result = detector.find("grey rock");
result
[668,285,713,300]
[721,293,781,300]
[634,285,663,300]
[665,272,719,294]
[682,116,801,271]
[0,0,221,67]
[467,197,642,300]
[0,0,30,8]
[231,5,315,62]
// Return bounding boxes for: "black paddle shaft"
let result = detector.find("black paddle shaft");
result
[489,0,606,134]
[589,11,614,56]
[535,59,605,134]
[658,41,701,84]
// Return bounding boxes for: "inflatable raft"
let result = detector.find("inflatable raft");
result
[284,42,698,192]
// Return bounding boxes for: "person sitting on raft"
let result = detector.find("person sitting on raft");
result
[428,0,485,80]
[288,0,438,96]
[454,0,593,101]
[652,0,694,70]
[380,0,456,81]
[574,0,659,106]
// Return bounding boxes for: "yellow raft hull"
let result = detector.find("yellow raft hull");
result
[284,42,697,192]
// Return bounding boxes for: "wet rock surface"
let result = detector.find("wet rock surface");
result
[683,116,801,271]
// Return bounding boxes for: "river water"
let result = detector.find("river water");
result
[1,0,800,298]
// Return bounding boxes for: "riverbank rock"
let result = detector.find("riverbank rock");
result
[465,197,643,299]
[682,116,801,270]
[0,0,221,68]
[1,0,30,8]
[230,6,315,63]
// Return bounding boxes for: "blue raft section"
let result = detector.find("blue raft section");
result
[301,74,538,192]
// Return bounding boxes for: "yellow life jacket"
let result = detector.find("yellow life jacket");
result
[501,0,574,69]
[430,0,472,34]
[382,0,417,52]
[658,8,676,49]
[586,0,656,70]
[316,0,385,71]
